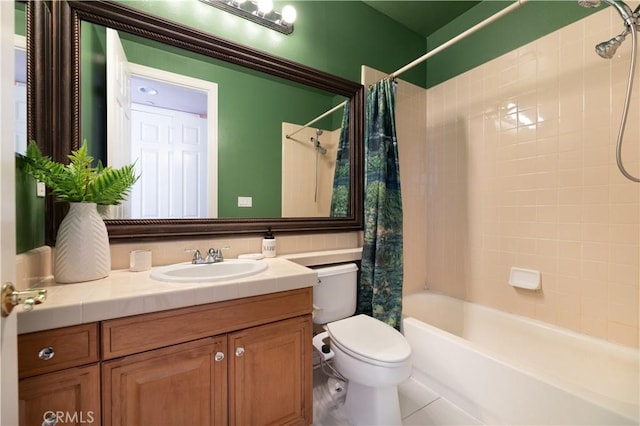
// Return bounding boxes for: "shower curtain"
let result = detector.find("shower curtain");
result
[358,78,404,329]
[330,101,350,217]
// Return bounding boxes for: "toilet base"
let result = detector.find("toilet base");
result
[343,381,402,425]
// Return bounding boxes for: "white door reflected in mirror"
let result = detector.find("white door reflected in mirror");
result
[105,29,218,220]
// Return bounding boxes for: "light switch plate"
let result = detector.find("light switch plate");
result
[238,196,252,207]
[36,181,46,197]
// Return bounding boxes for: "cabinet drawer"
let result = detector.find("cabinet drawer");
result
[102,288,312,359]
[18,323,99,379]
[19,364,101,426]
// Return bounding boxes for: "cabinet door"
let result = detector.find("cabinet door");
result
[229,315,312,426]
[19,364,100,426]
[102,337,227,426]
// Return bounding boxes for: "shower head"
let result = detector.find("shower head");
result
[311,137,327,155]
[596,31,627,58]
[581,0,636,59]
[578,0,635,24]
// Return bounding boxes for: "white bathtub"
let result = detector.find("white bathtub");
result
[402,291,639,425]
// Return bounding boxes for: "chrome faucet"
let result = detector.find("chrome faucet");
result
[205,248,224,263]
[185,247,228,264]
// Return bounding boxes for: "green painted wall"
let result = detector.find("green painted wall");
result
[120,0,428,87]
[14,1,25,36]
[81,23,108,164]
[425,0,600,87]
[16,160,44,253]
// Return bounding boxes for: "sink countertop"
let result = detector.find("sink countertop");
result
[17,257,316,335]
[281,247,362,267]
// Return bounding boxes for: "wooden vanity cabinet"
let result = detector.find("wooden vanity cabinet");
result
[100,288,313,426]
[17,288,313,426]
[18,323,101,426]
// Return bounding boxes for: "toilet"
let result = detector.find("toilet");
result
[312,263,412,426]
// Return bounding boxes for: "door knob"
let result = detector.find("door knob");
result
[214,351,225,362]
[235,347,245,357]
[1,282,47,317]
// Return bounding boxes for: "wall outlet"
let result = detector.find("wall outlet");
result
[36,181,46,197]
[238,196,252,207]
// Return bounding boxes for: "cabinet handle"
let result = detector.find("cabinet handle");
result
[214,351,225,361]
[38,347,55,361]
[235,347,245,357]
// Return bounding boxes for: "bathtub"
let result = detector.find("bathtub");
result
[402,291,639,425]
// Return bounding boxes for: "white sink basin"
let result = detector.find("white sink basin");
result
[150,259,268,283]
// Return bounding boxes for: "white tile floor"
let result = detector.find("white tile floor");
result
[398,377,481,426]
[313,365,482,426]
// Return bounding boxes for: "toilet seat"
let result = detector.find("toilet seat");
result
[327,314,411,368]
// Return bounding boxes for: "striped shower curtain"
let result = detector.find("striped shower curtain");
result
[358,78,404,329]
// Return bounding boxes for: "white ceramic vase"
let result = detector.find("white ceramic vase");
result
[54,202,111,283]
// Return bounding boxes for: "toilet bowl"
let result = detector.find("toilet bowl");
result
[312,264,412,425]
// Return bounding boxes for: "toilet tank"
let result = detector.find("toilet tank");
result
[313,263,358,325]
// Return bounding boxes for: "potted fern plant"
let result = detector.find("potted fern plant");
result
[22,141,139,283]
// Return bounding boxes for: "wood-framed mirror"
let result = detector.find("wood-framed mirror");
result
[23,0,51,169]
[46,0,364,244]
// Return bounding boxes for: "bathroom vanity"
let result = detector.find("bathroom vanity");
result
[16,258,316,426]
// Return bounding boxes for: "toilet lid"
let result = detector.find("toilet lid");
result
[327,314,411,366]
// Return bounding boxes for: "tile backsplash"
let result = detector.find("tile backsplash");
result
[16,231,362,291]
[107,231,361,270]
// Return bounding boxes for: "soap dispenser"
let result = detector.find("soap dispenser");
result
[262,227,276,258]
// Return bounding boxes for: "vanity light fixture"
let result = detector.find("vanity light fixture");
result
[199,0,297,34]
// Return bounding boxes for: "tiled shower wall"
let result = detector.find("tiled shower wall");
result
[425,8,639,347]
[281,123,340,217]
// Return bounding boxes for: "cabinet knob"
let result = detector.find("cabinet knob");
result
[38,347,55,361]
[235,347,245,357]
[214,351,225,362]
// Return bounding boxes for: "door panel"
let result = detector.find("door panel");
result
[131,104,208,219]
[229,316,312,426]
[19,365,100,426]
[102,337,227,426]
[1,1,18,423]
[106,28,132,219]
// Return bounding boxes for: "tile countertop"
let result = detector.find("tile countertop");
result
[280,247,362,267]
[17,257,317,335]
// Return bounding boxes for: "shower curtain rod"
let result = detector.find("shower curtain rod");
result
[285,100,347,139]
[386,0,529,80]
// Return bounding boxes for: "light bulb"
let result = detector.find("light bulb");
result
[257,0,273,14]
[281,5,296,24]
